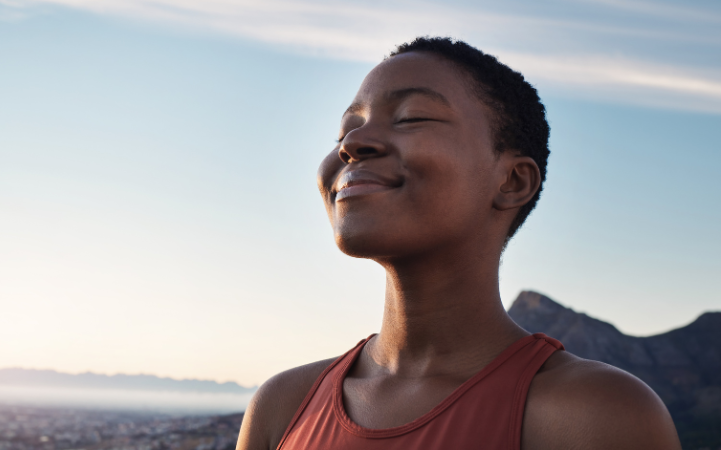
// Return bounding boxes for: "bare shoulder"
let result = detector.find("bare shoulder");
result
[522,351,681,450]
[236,357,337,450]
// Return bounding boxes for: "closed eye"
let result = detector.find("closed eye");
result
[397,117,431,124]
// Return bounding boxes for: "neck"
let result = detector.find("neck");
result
[370,242,526,375]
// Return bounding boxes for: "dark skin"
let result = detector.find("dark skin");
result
[236,52,681,450]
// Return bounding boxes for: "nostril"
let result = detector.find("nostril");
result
[338,151,352,164]
[339,145,380,164]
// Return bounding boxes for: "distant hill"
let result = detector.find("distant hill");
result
[0,368,256,394]
[508,290,721,450]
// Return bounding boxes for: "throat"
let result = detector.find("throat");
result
[342,366,467,429]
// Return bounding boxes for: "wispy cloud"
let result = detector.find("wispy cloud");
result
[8,0,721,112]
[501,53,721,113]
[569,0,721,24]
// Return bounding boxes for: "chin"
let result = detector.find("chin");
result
[333,223,430,261]
[335,231,386,259]
[334,227,397,259]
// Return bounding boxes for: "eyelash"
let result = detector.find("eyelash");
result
[398,117,430,124]
[336,118,430,142]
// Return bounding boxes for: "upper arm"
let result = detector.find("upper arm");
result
[236,358,337,450]
[522,355,681,450]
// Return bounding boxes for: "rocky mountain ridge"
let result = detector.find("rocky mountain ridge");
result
[508,291,721,448]
[0,368,256,394]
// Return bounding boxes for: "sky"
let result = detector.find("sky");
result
[1,0,720,387]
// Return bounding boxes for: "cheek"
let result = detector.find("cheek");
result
[404,140,492,225]
[317,150,343,215]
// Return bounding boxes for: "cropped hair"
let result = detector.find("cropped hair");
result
[389,37,550,240]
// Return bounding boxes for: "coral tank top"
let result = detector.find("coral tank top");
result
[277,333,564,450]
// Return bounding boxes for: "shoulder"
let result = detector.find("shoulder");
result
[522,351,681,450]
[236,357,338,450]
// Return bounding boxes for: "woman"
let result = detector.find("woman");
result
[237,37,680,450]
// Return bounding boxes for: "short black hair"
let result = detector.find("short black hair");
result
[389,37,550,240]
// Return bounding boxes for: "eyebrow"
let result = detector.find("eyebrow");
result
[386,87,451,107]
[342,87,451,117]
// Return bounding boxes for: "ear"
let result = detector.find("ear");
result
[493,155,541,211]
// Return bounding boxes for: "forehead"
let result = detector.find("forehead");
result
[352,52,480,111]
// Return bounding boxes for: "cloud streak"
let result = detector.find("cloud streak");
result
[571,0,721,24]
[9,0,721,112]
[501,53,721,112]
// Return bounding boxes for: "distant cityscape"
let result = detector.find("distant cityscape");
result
[0,405,243,450]
[0,369,250,450]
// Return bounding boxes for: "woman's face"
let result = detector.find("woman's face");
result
[318,51,507,260]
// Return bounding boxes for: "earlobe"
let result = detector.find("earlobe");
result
[493,156,541,211]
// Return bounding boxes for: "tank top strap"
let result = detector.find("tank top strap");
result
[507,333,564,450]
[275,336,372,450]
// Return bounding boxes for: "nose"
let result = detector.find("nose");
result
[338,127,388,164]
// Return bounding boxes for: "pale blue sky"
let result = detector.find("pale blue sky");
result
[1,0,719,386]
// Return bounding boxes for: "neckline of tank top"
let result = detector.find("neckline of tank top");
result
[332,332,554,439]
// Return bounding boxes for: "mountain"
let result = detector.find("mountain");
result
[508,290,721,449]
[0,368,256,394]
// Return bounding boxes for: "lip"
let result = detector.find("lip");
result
[334,169,402,201]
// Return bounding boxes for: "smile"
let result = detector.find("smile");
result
[334,170,402,201]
